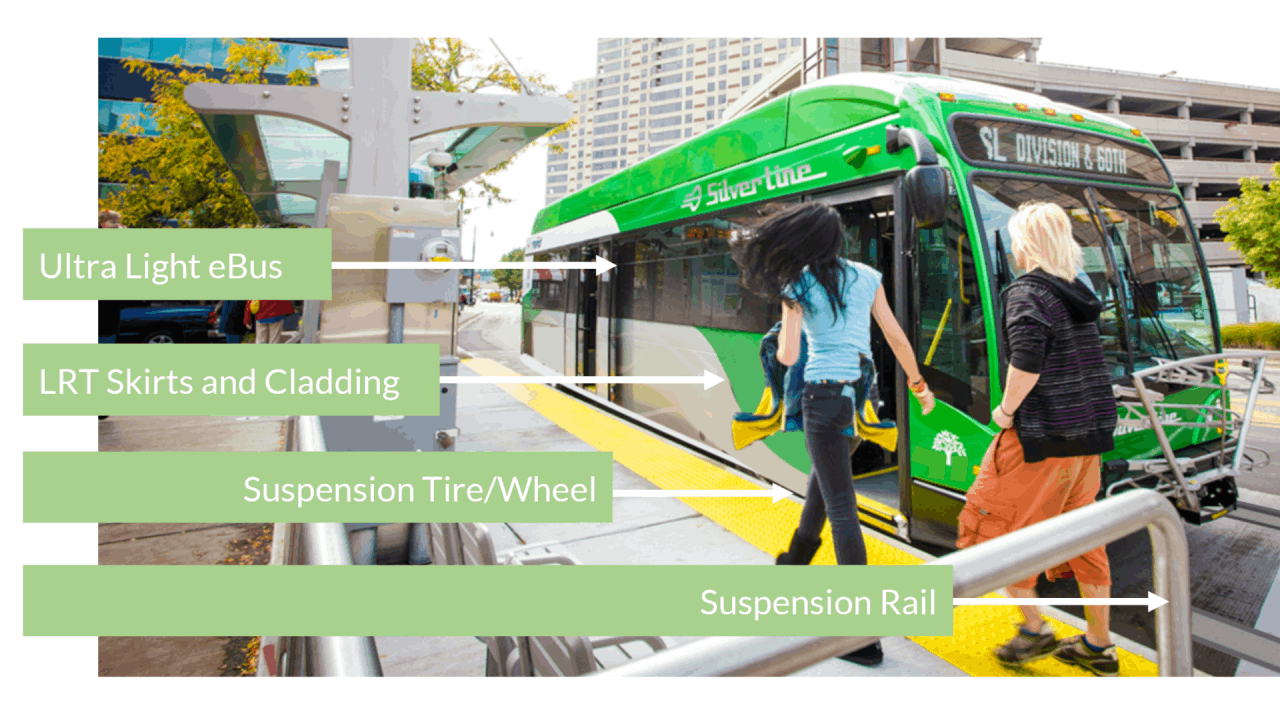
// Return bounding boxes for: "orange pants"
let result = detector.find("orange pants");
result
[956,428,1111,589]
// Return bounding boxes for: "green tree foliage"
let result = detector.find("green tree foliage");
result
[97,39,349,228]
[1218,164,1280,288]
[410,39,575,212]
[99,38,568,228]
[492,247,525,297]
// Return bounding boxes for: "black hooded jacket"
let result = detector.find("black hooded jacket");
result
[1001,269,1117,462]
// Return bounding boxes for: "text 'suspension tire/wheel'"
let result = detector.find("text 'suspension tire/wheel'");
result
[143,331,178,344]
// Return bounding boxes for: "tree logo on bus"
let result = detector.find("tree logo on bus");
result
[932,430,966,467]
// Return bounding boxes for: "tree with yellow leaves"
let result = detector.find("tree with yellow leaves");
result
[99,38,570,227]
[97,39,341,228]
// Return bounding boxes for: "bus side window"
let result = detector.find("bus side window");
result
[912,202,990,423]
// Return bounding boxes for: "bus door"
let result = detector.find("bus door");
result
[811,181,905,522]
[568,245,605,395]
[590,241,612,399]
[564,248,581,378]
[899,175,991,548]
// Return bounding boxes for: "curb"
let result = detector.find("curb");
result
[457,311,484,331]
[256,522,291,677]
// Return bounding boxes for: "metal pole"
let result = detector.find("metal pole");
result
[287,421,385,676]
[297,415,327,452]
[408,522,431,565]
[596,489,1192,677]
[1232,355,1266,473]
[304,159,342,344]
[389,304,405,344]
[344,38,414,197]
[470,226,478,301]
[1148,507,1193,676]
[296,523,384,677]
[348,528,377,565]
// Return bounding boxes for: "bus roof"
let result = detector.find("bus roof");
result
[533,73,1146,236]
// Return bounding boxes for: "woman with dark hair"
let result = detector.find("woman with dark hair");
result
[735,201,935,666]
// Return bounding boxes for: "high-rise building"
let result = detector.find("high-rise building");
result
[545,37,795,204]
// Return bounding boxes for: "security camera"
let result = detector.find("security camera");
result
[427,152,453,172]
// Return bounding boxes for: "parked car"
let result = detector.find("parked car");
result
[111,301,218,344]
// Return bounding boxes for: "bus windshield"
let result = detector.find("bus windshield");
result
[971,175,1214,377]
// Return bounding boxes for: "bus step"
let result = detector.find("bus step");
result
[1178,503,1237,525]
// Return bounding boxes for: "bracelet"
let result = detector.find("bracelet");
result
[997,404,1015,416]
[908,376,926,392]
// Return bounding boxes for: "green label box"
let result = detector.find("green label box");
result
[23,344,439,416]
[23,452,614,523]
[23,229,333,300]
[25,565,954,637]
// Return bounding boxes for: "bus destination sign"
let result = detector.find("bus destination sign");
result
[952,117,1172,186]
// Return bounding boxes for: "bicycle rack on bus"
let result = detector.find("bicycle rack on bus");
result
[1109,351,1271,522]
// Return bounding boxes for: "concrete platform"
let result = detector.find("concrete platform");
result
[374,362,966,678]
[96,415,286,677]
[98,415,287,453]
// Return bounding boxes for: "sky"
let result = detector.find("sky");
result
[455,33,1277,263]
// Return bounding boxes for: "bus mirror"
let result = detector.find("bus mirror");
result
[905,165,948,230]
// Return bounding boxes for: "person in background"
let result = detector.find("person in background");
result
[98,210,123,228]
[734,202,935,667]
[958,201,1120,676]
[217,301,249,344]
[244,300,294,344]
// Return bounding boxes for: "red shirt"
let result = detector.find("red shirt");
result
[245,300,295,325]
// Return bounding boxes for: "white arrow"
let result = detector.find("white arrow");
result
[954,592,1168,612]
[442,370,725,390]
[614,485,794,504]
[333,255,616,275]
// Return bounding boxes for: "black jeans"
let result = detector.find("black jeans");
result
[793,383,868,566]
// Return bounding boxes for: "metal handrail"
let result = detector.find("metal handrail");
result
[595,489,1191,677]
[281,416,384,677]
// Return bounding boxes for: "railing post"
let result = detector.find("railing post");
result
[283,420,385,677]
[1148,509,1194,676]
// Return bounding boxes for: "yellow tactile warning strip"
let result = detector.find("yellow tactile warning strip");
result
[1233,399,1280,428]
[465,358,1158,677]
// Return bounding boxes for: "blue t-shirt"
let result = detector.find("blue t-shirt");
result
[785,259,882,383]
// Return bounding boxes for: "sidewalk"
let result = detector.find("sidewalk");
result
[96,415,285,676]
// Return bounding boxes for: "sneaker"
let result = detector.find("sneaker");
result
[839,641,883,667]
[1053,635,1120,677]
[994,625,1059,666]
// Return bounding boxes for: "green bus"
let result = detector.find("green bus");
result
[522,72,1264,548]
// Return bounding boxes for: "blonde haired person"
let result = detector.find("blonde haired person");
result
[957,201,1120,675]
[1008,200,1083,282]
